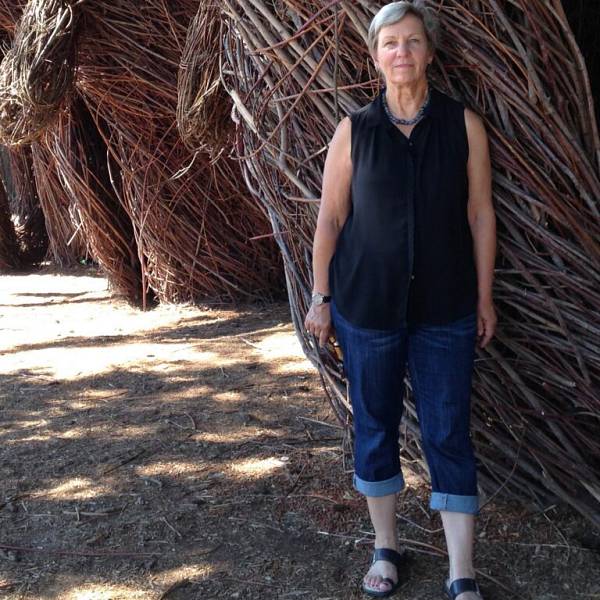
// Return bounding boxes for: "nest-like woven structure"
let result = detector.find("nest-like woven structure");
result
[29,140,90,267]
[0,0,81,146]
[72,0,283,306]
[212,0,600,526]
[0,0,284,303]
[33,98,143,293]
[0,0,89,267]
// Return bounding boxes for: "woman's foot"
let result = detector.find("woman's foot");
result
[362,548,403,596]
[363,557,398,593]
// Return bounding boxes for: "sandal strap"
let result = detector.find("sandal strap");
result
[372,547,403,567]
[448,578,481,599]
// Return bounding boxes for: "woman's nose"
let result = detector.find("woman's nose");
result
[395,43,410,56]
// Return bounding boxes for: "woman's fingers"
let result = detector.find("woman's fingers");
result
[318,327,329,348]
[304,304,335,347]
[304,317,331,347]
[477,302,497,349]
[478,317,496,348]
[477,315,485,339]
[304,317,311,335]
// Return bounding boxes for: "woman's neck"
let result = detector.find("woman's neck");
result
[385,81,429,119]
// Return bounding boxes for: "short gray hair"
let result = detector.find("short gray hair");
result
[368,1,440,57]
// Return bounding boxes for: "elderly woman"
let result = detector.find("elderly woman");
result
[304,2,496,598]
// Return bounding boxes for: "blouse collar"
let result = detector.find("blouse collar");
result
[364,84,441,128]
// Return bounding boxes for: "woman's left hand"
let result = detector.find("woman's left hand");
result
[477,298,497,348]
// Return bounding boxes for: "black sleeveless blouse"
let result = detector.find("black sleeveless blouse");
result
[328,85,478,330]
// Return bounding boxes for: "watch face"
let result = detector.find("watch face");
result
[312,294,323,305]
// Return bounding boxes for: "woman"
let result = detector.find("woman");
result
[304,2,497,598]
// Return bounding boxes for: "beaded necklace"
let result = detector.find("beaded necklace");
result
[382,86,431,126]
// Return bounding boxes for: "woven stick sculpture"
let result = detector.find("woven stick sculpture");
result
[71,0,283,307]
[214,0,600,526]
[30,137,89,267]
[0,0,82,146]
[0,0,284,303]
[32,98,144,296]
[0,0,86,266]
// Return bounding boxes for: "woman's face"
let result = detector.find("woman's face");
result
[373,14,433,87]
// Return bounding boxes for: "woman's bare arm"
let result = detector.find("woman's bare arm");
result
[304,116,352,346]
[465,107,497,347]
[311,116,352,295]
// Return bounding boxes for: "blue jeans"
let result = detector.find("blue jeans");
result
[330,298,479,515]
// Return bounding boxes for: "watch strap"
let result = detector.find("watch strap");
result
[312,292,331,304]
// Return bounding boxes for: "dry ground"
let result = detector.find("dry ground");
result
[1,266,599,600]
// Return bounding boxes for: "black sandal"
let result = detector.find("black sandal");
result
[443,577,483,599]
[361,547,404,598]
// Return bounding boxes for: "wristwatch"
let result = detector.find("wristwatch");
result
[312,292,331,306]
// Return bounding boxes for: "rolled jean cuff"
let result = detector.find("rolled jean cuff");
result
[430,492,479,515]
[353,472,404,497]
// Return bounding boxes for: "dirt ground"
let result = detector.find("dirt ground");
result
[1,266,599,600]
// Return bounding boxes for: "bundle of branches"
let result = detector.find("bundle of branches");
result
[177,1,233,155]
[0,0,26,36]
[217,0,600,526]
[0,0,169,301]
[0,2,101,271]
[2,145,48,263]
[32,97,144,298]
[0,0,83,146]
[69,0,283,307]
[30,135,89,267]
[0,177,20,269]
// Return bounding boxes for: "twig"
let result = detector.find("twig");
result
[296,416,344,430]
[161,517,183,539]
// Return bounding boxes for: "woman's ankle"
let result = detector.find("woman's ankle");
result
[448,565,476,580]
[374,536,399,551]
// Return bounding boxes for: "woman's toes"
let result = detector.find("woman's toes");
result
[365,575,390,591]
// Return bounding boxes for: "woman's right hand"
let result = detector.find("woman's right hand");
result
[304,303,334,348]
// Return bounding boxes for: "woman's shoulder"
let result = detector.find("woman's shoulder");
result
[348,95,381,127]
[431,86,466,114]
[430,87,478,135]
[433,88,484,130]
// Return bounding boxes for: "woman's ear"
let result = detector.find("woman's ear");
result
[371,52,380,73]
